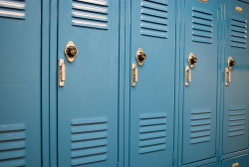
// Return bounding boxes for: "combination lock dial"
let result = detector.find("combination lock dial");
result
[188,53,197,68]
[65,41,78,62]
[136,48,146,66]
[228,57,236,70]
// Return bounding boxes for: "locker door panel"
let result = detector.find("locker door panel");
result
[182,0,218,164]
[129,0,175,166]
[222,154,248,167]
[223,0,249,155]
[58,0,119,166]
[0,1,42,166]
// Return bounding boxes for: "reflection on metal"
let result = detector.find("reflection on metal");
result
[185,66,191,86]
[188,53,197,68]
[236,6,242,13]
[136,48,146,66]
[225,68,231,86]
[232,162,239,167]
[59,59,66,87]
[199,0,207,3]
[65,41,78,62]
[228,56,236,70]
[132,63,138,87]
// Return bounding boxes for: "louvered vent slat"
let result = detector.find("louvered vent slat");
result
[230,17,247,49]
[71,117,108,166]
[139,113,167,154]
[228,106,245,137]
[71,0,109,30]
[0,124,26,166]
[0,0,26,20]
[140,0,168,39]
[192,8,213,44]
[190,109,211,144]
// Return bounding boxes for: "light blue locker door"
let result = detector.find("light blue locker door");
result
[222,0,249,155]
[129,0,175,166]
[57,0,119,167]
[0,0,42,166]
[182,0,218,164]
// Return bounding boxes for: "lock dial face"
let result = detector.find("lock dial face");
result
[228,56,236,70]
[65,41,78,62]
[188,53,197,68]
[136,48,146,66]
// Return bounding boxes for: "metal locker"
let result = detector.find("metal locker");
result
[0,1,42,166]
[57,0,120,166]
[222,0,249,155]
[180,0,218,164]
[128,0,175,166]
[221,154,248,167]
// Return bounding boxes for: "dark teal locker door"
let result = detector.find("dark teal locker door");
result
[0,1,42,166]
[222,0,249,155]
[58,0,119,166]
[182,0,218,164]
[129,0,175,166]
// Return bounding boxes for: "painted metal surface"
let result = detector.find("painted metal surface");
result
[222,0,249,155]
[201,163,216,167]
[222,154,248,167]
[182,0,218,164]
[129,0,175,166]
[57,0,119,166]
[0,0,42,166]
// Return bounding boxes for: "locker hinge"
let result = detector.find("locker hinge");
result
[59,59,66,87]
[225,68,231,86]
[185,66,191,86]
[132,63,138,87]
[117,162,119,167]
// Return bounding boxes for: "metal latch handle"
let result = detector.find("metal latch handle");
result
[132,63,138,87]
[59,59,66,87]
[185,66,191,86]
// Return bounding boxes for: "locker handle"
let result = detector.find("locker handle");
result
[185,66,191,86]
[132,63,138,87]
[59,59,66,87]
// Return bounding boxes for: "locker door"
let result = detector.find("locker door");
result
[222,0,249,155]
[57,0,119,166]
[129,0,175,166]
[182,0,218,164]
[0,1,42,166]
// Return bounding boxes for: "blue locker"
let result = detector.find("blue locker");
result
[180,0,218,164]
[222,0,249,155]
[57,0,120,166]
[0,1,42,167]
[128,0,175,166]
[222,154,248,167]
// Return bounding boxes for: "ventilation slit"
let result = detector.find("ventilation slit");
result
[139,112,167,154]
[230,16,247,49]
[190,109,211,144]
[71,0,109,30]
[191,7,213,44]
[0,124,26,166]
[0,0,26,20]
[71,117,108,166]
[228,106,245,137]
[140,0,168,38]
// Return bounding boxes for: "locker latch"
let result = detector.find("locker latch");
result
[185,66,191,86]
[59,59,66,87]
[132,63,138,87]
[225,68,231,86]
[232,162,239,167]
